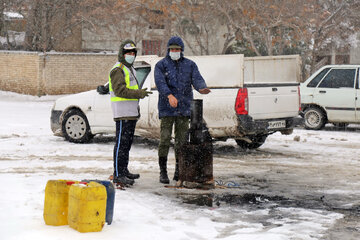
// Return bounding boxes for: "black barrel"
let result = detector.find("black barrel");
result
[178,99,213,184]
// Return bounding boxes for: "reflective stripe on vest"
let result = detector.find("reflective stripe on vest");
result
[109,63,139,102]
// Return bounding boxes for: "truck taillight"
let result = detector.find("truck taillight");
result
[235,88,248,115]
[298,85,301,112]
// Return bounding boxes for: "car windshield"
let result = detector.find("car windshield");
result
[136,66,151,88]
[307,68,330,88]
[101,66,150,88]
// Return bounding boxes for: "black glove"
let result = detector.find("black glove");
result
[138,88,152,99]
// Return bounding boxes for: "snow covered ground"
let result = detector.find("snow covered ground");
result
[1,90,360,240]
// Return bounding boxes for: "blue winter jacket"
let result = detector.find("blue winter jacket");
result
[154,36,207,118]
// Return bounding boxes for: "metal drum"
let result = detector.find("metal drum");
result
[178,99,214,187]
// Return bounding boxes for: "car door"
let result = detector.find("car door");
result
[92,82,113,131]
[355,69,360,122]
[314,67,357,122]
[301,67,331,105]
[92,66,151,132]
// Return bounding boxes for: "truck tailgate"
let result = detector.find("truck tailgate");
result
[246,83,299,120]
[194,89,240,138]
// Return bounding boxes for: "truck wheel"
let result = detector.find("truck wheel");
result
[236,135,268,149]
[304,107,326,130]
[61,109,93,143]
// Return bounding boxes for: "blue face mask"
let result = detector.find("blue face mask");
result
[125,55,135,64]
[169,51,181,61]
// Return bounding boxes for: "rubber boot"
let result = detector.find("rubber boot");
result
[173,158,179,181]
[159,157,170,184]
[126,170,140,179]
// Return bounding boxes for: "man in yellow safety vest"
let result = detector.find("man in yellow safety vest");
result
[109,39,152,187]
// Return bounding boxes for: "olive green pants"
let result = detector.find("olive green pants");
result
[158,116,189,158]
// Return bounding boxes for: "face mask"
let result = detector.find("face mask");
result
[125,55,135,64]
[169,51,181,61]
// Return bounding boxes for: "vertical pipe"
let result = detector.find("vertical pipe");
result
[190,99,203,130]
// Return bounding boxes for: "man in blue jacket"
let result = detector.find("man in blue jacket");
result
[155,36,211,184]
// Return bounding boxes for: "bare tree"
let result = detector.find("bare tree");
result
[171,0,235,55]
[80,0,235,56]
[125,0,236,56]
[24,0,83,52]
[0,0,25,49]
[79,0,170,53]
[215,0,360,76]
[0,1,5,35]
[80,0,139,43]
[215,0,305,56]
[129,0,175,55]
[300,0,360,73]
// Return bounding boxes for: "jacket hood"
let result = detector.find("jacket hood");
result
[166,36,184,58]
[118,39,137,67]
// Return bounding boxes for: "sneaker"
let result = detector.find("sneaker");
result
[126,172,140,179]
[113,176,135,185]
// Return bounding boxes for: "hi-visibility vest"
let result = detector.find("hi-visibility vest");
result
[109,62,139,118]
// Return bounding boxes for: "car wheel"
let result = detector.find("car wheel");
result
[236,135,268,149]
[304,107,326,130]
[61,109,93,143]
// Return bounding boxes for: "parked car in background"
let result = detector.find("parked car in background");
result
[51,54,301,149]
[300,65,360,130]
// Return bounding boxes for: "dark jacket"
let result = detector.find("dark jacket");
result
[154,36,207,118]
[110,39,143,120]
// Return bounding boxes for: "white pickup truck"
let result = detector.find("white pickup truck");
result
[51,54,301,149]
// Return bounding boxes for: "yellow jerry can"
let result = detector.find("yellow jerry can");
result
[43,180,78,226]
[68,181,107,233]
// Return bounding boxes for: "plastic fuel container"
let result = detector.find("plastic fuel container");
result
[68,181,107,233]
[43,180,78,226]
[82,179,115,225]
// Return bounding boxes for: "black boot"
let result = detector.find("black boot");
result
[159,157,169,184]
[173,158,179,181]
[113,176,135,186]
[126,170,140,179]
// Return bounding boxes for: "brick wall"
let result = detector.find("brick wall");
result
[0,51,40,95]
[0,51,118,95]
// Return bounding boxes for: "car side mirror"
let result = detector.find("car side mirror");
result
[97,85,109,95]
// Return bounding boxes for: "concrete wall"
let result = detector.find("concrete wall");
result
[0,51,118,95]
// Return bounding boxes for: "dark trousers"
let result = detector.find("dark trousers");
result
[114,120,137,177]
[158,116,189,158]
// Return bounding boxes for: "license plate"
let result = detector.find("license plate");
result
[268,120,286,129]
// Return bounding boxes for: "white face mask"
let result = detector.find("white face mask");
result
[169,51,181,61]
[125,55,135,64]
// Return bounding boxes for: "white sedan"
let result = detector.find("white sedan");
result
[50,64,151,143]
